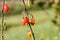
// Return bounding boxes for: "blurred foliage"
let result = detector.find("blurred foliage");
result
[51,19,57,24]
[0,0,60,16]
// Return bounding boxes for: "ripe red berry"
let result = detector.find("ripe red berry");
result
[29,18,35,26]
[22,17,29,26]
[24,17,29,23]
[4,4,9,13]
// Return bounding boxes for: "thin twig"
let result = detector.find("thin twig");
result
[1,0,5,40]
[28,23,35,40]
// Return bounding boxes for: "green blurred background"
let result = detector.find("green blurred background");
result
[0,0,60,40]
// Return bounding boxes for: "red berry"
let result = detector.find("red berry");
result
[24,17,29,23]
[22,17,29,26]
[29,18,35,26]
[4,4,9,12]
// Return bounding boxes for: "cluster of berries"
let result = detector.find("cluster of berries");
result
[22,16,35,26]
